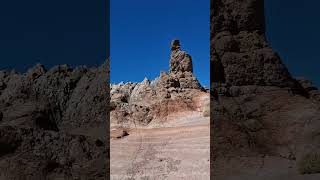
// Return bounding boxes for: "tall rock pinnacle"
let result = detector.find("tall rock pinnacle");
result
[169,39,193,73]
[165,39,202,89]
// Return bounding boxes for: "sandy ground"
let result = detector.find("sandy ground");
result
[214,156,320,180]
[110,113,210,180]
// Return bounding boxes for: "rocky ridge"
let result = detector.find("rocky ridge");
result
[0,60,109,179]
[110,40,207,129]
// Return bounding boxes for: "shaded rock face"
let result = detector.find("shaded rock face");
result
[0,60,109,179]
[211,0,320,179]
[211,0,299,88]
[212,0,266,35]
[297,78,320,101]
[111,41,205,128]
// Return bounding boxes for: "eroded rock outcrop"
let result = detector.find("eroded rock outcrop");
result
[111,40,206,128]
[168,40,202,89]
[110,41,210,178]
[211,0,302,89]
[211,0,320,179]
[0,60,109,179]
[170,39,193,73]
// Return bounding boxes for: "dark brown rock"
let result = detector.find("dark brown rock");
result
[211,0,320,179]
[211,0,299,88]
[297,78,318,92]
[0,60,109,179]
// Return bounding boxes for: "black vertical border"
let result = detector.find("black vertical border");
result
[210,0,214,179]
[106,0,111,178]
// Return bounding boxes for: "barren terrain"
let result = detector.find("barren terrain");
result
[111,112,209,180]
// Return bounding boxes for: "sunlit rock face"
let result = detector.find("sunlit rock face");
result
[110,41,210,179]
[169,39,193,73]
[110,40,206,128]
[168,39,202,89]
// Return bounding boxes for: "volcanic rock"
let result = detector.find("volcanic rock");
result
[0,60,109,179]
[170,39,193,73]
[211,0,302,89]
[111,41,205,128]
[111,41,210,179]
[211,0,320,179]
[167,40,202,89]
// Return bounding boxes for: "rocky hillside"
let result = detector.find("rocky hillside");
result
[110,40,208,130]
[110,40,210,179]
[211,0,320,179]
[0,60,109,179]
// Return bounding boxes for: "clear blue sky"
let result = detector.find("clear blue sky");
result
[0,1,318,87]
[0,0,107,72]
[265,1,320,86]
[110,0,210,87]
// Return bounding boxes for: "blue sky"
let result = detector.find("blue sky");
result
[0,0,107,72]
[265,1,320,86]
[0,1,318,87]
[110,0,210,87]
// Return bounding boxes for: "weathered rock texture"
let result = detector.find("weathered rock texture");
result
[111,78,204,127]
[0,60,109,179]
[211,0,320,179]
[170,39,193,73]
[111,41,205,128]
[211,0,303,89]
[168,40,201,89]
[110,41,210,180]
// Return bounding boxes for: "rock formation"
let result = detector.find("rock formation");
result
[211,0,304,89]
[211,0,320,179]
[168,40,202,89]
[110,40,210,179]
[169,39,193,73]
[0,60,109,179]
[111,40,205,129]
